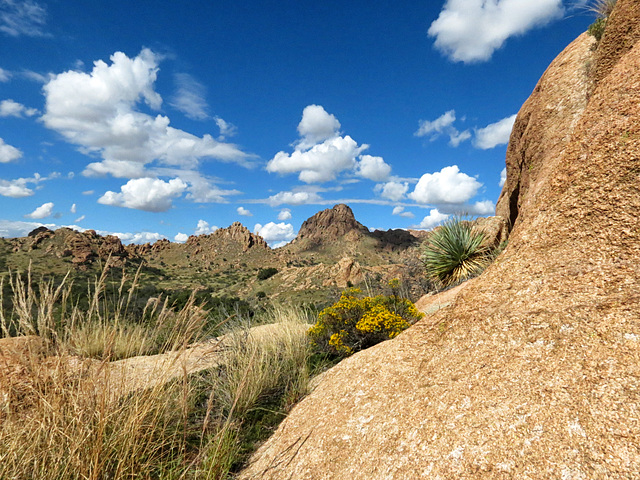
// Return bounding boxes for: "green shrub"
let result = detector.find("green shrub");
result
[257,267,278,280]
[421,216,491,288]
[308,284,424,357]
[586,0,616,41]
[588,16,607,41]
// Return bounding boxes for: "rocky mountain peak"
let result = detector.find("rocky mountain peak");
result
[295,204,369,245]
[213,222,269,252]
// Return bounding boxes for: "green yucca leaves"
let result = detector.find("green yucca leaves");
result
[422,217,491,288]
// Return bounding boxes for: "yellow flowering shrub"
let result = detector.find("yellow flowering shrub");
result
[308,282,424,357]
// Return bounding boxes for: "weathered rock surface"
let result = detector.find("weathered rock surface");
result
[213,222,269,252]
[14,227,129,267]
[496,33,595,230]
[239,3,640,478]
[472,215,509,249]
[294,204,370,246]
[324,257,364,288]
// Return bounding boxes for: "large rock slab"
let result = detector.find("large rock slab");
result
[239,2,640,477]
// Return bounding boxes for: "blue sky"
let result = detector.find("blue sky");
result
[0,0,594,246]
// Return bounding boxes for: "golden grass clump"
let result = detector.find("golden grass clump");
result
[0,267,315,479]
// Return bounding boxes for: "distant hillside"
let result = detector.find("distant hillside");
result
[1,204,505,306]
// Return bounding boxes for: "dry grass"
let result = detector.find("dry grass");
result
[583,0,617,18]
[0,266,316,479]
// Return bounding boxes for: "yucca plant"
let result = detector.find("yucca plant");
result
[422,216,491,288]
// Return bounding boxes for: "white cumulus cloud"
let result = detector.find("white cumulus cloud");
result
[409,165,481,205]
[0,137,22,163]
[0,67,10,82]
[182,172,242,203]
[70,203,77,213]
[174,232,189,243]
[267,190,322,207]
[470,199,495,215]
[0,180,32,197]
[415,110,471,147]
[0,172,56,198]
[195,219,218,235]
[267,105,372,183]
[428,0,564,63]
[414,208,450,230]
[392,206,414,218]
[375,181,409,202]
[474,114,517,149]
[98,230,166,245]
[25,201,54,219]
[499,167,507,187]
[254,222,296,248]
[355,155,392,182]
[277,208,292,221]
[41,49,251,179]
[296,104,341,150]
[268,135,366,183]
[237,206,252,216]
[74,215,85,222]
[0,219,55,237]
[0,99,37,117]
[98,177,187,212]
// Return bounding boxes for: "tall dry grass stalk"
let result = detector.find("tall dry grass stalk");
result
[193,304,313,478]
[583,0,617,18]
[0,269,316,479]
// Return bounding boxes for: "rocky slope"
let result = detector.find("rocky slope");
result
[239,3,640,478]
[2,204,506,303]
[8,227,128,270]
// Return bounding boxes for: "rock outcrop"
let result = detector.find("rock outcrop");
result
[239,3,640,478]
[495,32,595,230]
[182,222,269,256]
[15,227,129,268]
[294,204,370,245]
[211,222,269,252]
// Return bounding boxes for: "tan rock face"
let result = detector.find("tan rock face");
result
[19,227,128,267]
[325,257,364,288]
[591,0,640,90]
[213,222,269,252]
[295,204,370,245]
[239,2,640,478]
[496,33,595,230]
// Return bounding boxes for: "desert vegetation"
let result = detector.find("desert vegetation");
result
[0,207,497,478]
[421,216,495,289]
[308,282,424,357]
[585,0,617,41]
[0,264,319,479]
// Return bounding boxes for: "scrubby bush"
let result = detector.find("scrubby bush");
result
[257,267,278,281]
[308,284,424,357]
[421,216,491,289]
[588,17,607,41]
